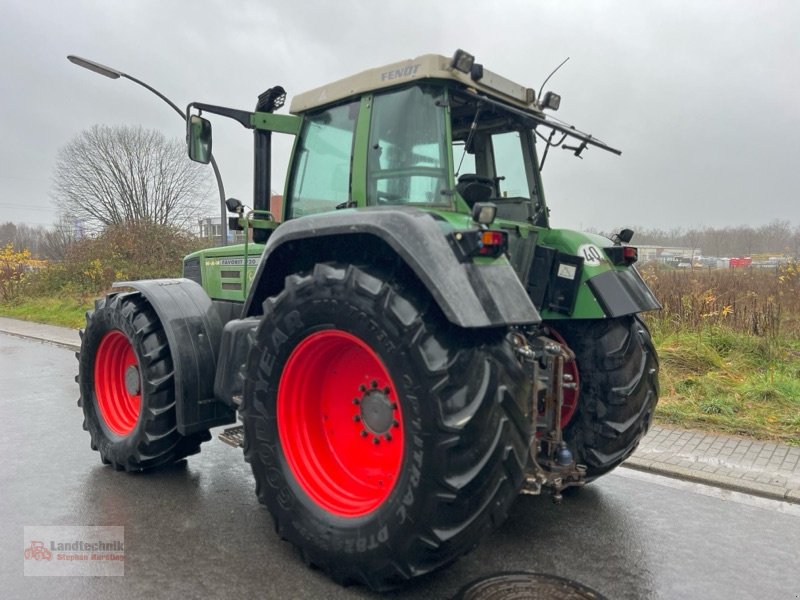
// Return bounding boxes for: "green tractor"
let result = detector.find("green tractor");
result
[77,50,660,590]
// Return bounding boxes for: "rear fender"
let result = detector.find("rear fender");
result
[113,278,236,434]
[244,207,541,329]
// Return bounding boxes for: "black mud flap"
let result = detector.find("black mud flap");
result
[587,268,662,317]
[113,278,236,435]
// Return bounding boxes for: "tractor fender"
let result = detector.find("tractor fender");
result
[533,228,661,320]
[243,207,541,329]
[113,278,236,434]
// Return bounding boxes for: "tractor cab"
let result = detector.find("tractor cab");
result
[284,51,620,224]
[188,50,619,231]
[284,81,549,227]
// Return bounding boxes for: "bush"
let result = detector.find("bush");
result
[0,244,46,301]
[24,222,208,296]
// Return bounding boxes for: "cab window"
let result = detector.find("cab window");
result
[367,86,448,205]
[287,101,358,218]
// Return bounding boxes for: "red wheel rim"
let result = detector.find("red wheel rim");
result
[94,330,141,436]
[277,330,404,517]
[544,328,580,428]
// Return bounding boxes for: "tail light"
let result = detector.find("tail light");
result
[604,245,638,266]
[449,229,509,260]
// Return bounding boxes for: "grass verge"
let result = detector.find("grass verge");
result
[649,322,800,446]
[0,294,92,330]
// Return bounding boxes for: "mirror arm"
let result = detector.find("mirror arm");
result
[187,102,254,129]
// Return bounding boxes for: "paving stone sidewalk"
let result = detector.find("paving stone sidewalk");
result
[1,317,798,504]
[625,425,800,504]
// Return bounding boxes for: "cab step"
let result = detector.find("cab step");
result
[218,425,244,448]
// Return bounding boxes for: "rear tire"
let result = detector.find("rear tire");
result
[78,292,210,471]
[549,316,659,480]
[241,262,531,591]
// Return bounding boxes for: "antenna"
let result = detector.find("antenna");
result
[538,57,570,101]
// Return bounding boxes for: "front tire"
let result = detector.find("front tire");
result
[241,263,531,590]
[78,292,210,471]
[550,316,659,480]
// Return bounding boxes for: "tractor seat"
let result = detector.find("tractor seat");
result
[456,174,494,207]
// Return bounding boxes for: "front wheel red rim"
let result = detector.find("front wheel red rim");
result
[277,330,405,517]
[94,330,141,436]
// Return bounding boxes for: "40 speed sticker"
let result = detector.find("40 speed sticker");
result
[577,244,607,266]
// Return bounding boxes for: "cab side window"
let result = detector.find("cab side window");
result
[367,86,448,205]
[287,101,358,218]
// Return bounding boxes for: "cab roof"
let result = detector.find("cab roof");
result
[289,52,544,116]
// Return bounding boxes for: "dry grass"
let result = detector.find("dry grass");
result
[640,264,800,445]
[640,263,800,337]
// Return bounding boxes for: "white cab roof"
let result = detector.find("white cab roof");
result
[290,53,542,115]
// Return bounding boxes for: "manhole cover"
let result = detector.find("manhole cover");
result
[453,572,607,600]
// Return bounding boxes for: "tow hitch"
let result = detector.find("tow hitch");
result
[512,331,587,503]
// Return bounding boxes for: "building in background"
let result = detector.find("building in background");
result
[199,195,283,244]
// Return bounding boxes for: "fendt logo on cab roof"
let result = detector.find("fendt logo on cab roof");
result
[380,64,421,82]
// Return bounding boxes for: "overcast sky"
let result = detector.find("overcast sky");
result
[1,0,799,234]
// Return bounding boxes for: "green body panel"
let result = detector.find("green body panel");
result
[185,243,266,302]
[535,228,627,320]
[250,112,302,135]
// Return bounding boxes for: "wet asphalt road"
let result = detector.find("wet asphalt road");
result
[1,333,799,600]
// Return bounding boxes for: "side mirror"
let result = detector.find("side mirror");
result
[187,115,212,164]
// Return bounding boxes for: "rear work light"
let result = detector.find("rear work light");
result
[604,245,638,265]
[449,229,509,260]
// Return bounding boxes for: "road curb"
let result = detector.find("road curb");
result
[0,317,81,351]
[0,329,81,352]
[622,456,799,505]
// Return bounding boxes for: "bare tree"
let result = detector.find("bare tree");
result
[52,125,212,232]
[41,217,78,260]
[683,228,702,266]
[0,222,16,247]
[758,219,792,256]
[0,221,51,256]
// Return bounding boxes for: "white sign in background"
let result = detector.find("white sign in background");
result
[23,525,124,576]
